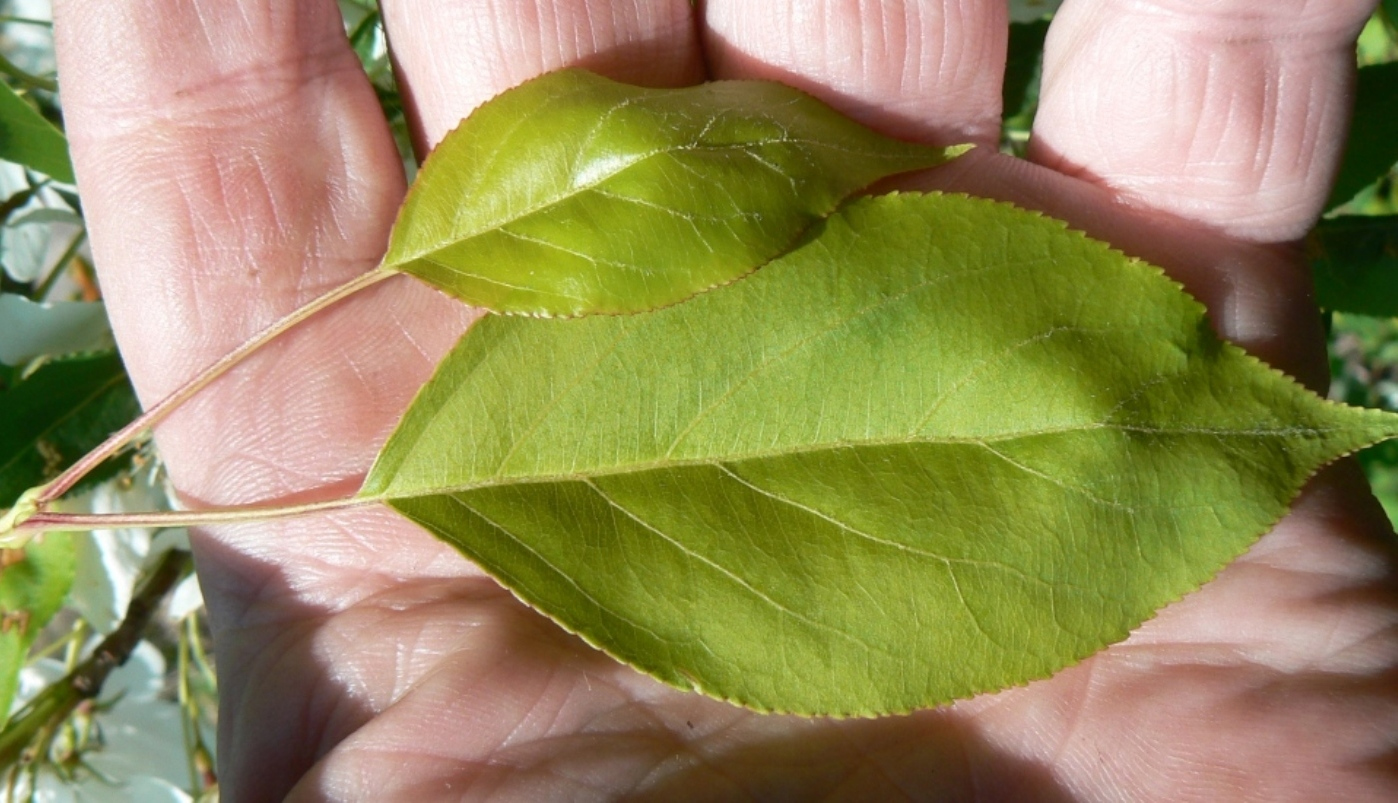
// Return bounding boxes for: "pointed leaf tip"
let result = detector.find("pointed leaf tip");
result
[382,69,964,317]
[370,191,1398,716]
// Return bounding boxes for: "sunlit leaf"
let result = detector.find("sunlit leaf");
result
[1327,62,1398,211]
[1309,215,1398,316]
[382,69,964,317]
[0,533,74,727]
[0,80,72,184]
[364,193,1398,715]
[0,352,140,509]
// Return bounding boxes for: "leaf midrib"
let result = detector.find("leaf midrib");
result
[389,136,917,269]
[366,420,1344,501]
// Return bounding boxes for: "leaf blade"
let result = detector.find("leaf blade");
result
[382,69,964,317]
[369,193,1398,714]
[1310,215,1398,316]
[0,534,75,727]
[0,81,73,183]
[1327,61,1398,211]
[0,352,140,508]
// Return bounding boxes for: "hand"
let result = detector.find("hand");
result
[53,1,1397,800]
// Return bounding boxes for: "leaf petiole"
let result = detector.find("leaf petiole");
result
[29,268,397,509]
[4,494,378,540]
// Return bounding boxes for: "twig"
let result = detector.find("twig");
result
[34,228,86,301]
[30,268,395,507]
[8,494,378,539]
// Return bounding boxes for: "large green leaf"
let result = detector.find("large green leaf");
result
[381,69,963,317]
[1327,62,1398,211]
[0,533,74,727]
[0,352,140,508]
[363,193,1398,715]
[1310,215,1398,316]
[0,81,73,184]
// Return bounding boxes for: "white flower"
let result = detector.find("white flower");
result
[0,0,55,77]
[166,574,205,623]
[11,643,197,802]
[67,466,186,635]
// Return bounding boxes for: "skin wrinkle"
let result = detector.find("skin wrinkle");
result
[705,1,1004,145]
[1033,0,1369,242]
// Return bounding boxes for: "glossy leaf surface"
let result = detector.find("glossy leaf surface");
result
[366,193,1398,715]
[0,81,73,184]
[0,352,139,508]
[382,69,962,317]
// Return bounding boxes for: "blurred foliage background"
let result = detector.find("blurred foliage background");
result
[1,0,1397,800]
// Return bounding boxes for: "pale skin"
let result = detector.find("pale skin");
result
[48,0,1397,800]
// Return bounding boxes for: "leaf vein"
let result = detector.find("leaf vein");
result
[441,494,668,644]
[581,478,887,656]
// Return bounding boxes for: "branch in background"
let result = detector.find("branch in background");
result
[0,548,190,770]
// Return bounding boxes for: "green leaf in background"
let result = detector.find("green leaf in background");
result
[0,352,140,509]
[0,80,72,184]
[1009,0,1061,23]
[382,69,964,317]
[1309,215,1398,316]
[1002,18,1049,124]
[364,193,1398,715]
[0,533,75,728]
[1327,62,1398,211]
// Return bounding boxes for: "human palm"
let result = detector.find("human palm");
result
[53,1,1397,800]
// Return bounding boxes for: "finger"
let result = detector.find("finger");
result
[53,0,471,503]
[380,0,703,152]
[702,0,1009,146]
[55,3,480,797]
[1029,0,1376,244]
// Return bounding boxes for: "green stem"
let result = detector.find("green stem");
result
[10,494,378,538]
[0,550,190,771]
[178,617,198,793]
[34,228,86,301]
[0,16,52,28]
[178,613,217,795]
[29,268,396,509]
[0,51,55,93]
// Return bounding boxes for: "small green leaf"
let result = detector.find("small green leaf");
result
[365,193,1398,715]
[1309,215,1398,316]
[0,534,75,727]
[0,81,73,184]
[1327,62,1398,211]
[382,69,964,317]
[1,352,140,508]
